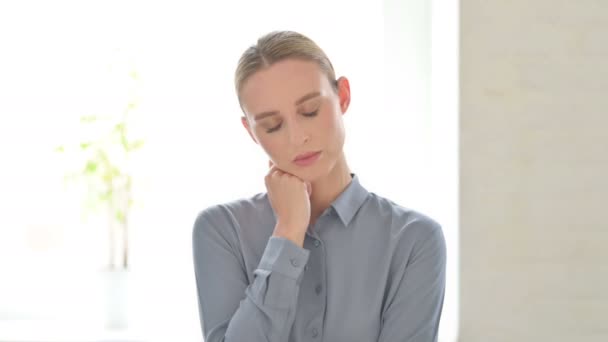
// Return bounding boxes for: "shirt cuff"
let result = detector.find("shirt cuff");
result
[258,236,310,282]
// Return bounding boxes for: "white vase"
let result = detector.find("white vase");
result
[101,269,130,331]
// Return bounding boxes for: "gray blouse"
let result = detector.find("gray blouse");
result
[192,173,446,341]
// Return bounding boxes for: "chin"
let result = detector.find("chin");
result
[295,164,332,183]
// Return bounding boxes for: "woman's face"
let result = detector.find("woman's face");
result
[240,58,350,181]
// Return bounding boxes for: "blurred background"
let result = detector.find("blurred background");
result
[0,0,605,341]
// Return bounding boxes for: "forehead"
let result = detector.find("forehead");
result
[240,59,327,114]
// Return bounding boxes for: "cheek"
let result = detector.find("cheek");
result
[257,137,287,161]
[320,111,344,144]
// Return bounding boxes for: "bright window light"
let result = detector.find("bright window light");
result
[0,1,458,341]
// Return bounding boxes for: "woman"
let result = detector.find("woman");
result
[193,30,446,342]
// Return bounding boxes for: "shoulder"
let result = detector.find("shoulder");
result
[366,192,442,238]
[192,192,270,238]
[365,193,446,282]
[365,192,445,257]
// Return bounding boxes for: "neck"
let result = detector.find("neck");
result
[309,152,352,224]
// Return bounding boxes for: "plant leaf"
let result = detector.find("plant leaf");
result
[84,160,98,174]
[128,139,144,151]
[115,209,125,223]
[127,102,137,111]
[80,142,93,150]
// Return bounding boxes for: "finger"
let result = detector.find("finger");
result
[268,160,284,176]
[268,165,282,177]
[268,162,278,173]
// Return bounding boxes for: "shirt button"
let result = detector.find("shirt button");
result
[290,258,299,267]
[315,284,322,294]
[312,328,319,338]
[314,240,320,247]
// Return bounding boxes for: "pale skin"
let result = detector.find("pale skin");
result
[240,58,353,247]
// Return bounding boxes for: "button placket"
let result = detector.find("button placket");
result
[313,238,326,340]
[298,234,325,341]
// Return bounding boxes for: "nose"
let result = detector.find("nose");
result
[287,118,310,146]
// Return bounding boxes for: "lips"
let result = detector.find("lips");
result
[294,151,320,161]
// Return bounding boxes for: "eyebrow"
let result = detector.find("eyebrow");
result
[253,91,321,121]
[295,91,321,105]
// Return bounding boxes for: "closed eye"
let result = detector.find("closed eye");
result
[266,110,318,133]
[266,124,281,133]
[303,110,318,117]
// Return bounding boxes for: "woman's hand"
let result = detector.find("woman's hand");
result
[266,160,311,247]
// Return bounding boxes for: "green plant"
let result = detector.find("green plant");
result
[56,95,143,271]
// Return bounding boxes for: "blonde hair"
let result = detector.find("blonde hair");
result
[234,30,338,107]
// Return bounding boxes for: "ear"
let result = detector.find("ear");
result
[241,116,258,144]
[336,76,351,114]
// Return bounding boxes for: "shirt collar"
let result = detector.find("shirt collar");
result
[330,173,369,227]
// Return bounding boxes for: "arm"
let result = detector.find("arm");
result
[192,207,309,342]
[378,220,447,342]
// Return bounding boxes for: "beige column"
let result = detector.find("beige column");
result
[460,1,608,341]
